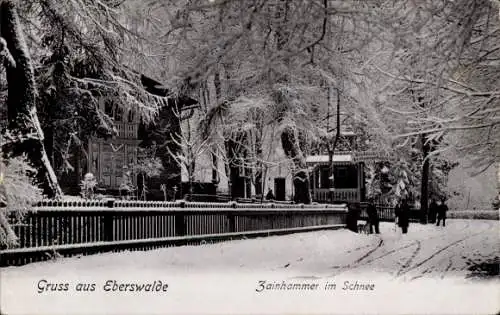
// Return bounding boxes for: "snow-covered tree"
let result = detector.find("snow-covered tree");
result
[361,0,499,212]
[168,114,210,199]
[119,167,135,199]
[0,154,42,249]
[134,147,163,201]
[19,0,168,185]
[80,173,97,200]
[158,0,387,202]
[1,0,61,197]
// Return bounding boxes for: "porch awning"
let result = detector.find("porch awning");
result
[305,154,353,165]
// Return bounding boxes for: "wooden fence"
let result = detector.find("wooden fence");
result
[358,203,422,222]
[311,188,359,203]
[0,200,348,267]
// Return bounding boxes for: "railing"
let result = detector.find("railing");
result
[1,200,348,266]
[312,188,359,203]
[114,122,138,139]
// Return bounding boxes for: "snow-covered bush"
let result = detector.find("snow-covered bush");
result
[366,160,419,206]
[0,155,42,249]
[134,147,163,201]
[119,167,136,199]
[80,172,97,199]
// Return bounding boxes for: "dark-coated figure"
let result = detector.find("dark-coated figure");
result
[436,199,448,227]
[395,199,410,234]
[346,203,361,233]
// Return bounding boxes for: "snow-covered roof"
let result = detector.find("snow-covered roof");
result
[305,154,353,164]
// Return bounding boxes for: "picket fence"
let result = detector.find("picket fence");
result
[0,200,348,266]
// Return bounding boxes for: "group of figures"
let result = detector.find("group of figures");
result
[428,198,449,227]
[364,198,449,235]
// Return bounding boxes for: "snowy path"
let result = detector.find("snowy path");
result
[1,219,499,315]
[325,220,499,280]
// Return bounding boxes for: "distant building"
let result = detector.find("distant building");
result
[65,75,198,197]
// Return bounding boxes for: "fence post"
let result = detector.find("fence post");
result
[227,202,236,233]
[175,201,186,236]
[104,199,115,242]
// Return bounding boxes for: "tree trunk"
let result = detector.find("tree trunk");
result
[188,159,194,200]
[328,87,341,203]
[273,0,311,203]
[141,173,147,201]
[1,0,61,198]
[420,134,430,224]
[254,117,264,197]
[255,166,263,197]
[226,134,247,200]
[211,151,217,184]
[260,165,269,203]
[44,124,55,168]
[281,127,311,204]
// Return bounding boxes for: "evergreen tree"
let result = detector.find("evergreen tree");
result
[1,0,61,197]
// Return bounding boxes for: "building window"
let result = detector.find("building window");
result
[115,106,123,122]
[104,101,113,116]
[333,165,358,189]
[104,101,126,122]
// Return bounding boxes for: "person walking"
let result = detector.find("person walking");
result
[395,199,410,234]
[428,198,438,224]
[346,203,361,233]
[436,198,448,227]
[367,199,380,234]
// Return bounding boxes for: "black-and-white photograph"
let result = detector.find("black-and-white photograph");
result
[0,0,499,314]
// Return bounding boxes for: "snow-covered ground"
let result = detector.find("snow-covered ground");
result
[1,220,499,315]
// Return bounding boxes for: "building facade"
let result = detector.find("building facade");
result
[306,153,365,203]
[87,100,140,191]
[85,75,198,198]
